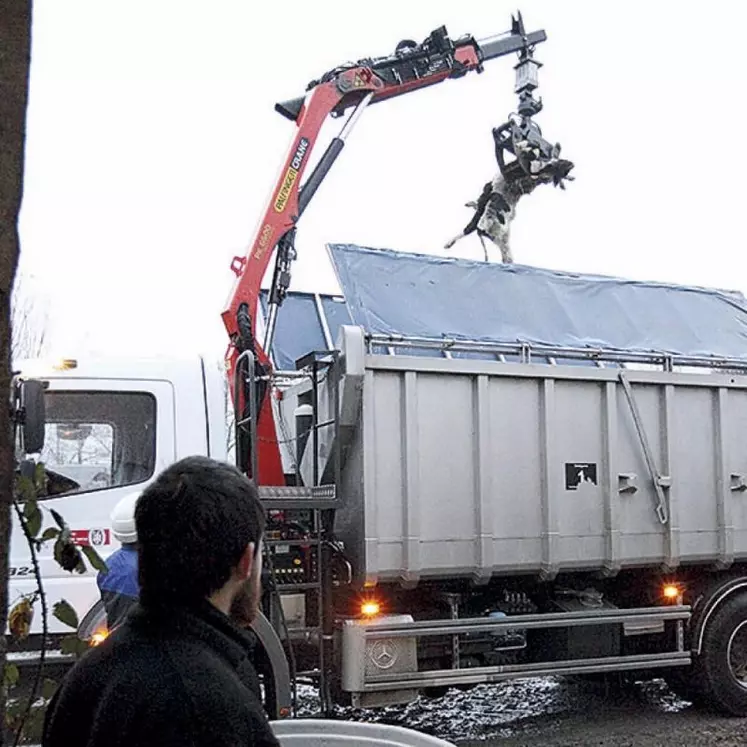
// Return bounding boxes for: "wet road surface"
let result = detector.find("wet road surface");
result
[14,662,747,745]
[298,676,747,745]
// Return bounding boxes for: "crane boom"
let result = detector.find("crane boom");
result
[223,16,548,485]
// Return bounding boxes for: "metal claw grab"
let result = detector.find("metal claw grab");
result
[444,12,574,263]
[492,12,574,189]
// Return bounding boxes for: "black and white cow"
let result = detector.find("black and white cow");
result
[445,144,574,263]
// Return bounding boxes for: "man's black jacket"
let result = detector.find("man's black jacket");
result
[42,599,280,747]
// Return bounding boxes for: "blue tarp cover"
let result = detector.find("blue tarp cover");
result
[259,290,353,370]
[326,243,747,361]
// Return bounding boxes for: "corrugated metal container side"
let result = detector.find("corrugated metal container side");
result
[334,353,747,587]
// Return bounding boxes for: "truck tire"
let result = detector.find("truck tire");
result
[697,592,747,715]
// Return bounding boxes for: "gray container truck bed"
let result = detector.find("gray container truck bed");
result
[335,349,747,584]
[291,244,747,586]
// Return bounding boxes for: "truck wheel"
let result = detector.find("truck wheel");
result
[698,592,747,715]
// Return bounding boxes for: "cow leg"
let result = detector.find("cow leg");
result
[498,236,513,264]
[444,231,466,250]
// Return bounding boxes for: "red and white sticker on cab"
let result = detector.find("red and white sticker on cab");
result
[71,528,111,547]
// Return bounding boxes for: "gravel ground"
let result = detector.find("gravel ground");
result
[456,680,747,746]
[14,662,747,745]
[296,676,747,746]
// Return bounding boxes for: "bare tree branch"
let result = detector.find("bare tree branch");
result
[11,272,47,363]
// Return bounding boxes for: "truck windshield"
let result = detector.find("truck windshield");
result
[39,390,157,496]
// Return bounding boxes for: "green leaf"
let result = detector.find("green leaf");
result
[23,499,41,539]
[5,700,23,731]
[60,634,90,658]
[3,662,19,688]
[34,461,47,492]
[53,535,64,566]
[49,508,66,530]
[5,696,23,722]
[53,599,79,629]
[54,535,82,572]
[75,554,87,575]
[15,475,35,502]
[22,703,47,741]
[41,677,58,700]
[81,544,108,574]
[59,634,79,655]
[8,597,34,641]
[41,526,60,542]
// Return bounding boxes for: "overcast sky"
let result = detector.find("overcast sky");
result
[18,0,747,360]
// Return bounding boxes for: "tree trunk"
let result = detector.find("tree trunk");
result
[0,2,32,742]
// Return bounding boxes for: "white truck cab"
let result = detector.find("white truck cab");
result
[10,354,228,637]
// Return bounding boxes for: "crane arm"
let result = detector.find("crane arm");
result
[223,16,547,485]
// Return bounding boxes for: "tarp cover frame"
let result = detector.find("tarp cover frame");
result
[325,243,747,363]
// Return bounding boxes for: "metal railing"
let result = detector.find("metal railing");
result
[351,605,692,693]
[366,333,747,373]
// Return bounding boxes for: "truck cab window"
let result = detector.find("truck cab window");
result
[40,391,156,496]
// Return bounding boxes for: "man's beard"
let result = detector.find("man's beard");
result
[229,555,262,627]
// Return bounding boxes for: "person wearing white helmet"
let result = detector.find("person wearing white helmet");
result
[96,491,141,630]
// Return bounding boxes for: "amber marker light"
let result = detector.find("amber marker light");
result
[90,628,109,646]
[361,600,381,618]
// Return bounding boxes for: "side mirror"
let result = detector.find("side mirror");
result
[19,379,46,454]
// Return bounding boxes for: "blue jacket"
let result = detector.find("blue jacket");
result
[97,546,139,629]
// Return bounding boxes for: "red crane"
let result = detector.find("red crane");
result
[222,14,548,485]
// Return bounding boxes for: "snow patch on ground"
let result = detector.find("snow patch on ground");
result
[292,676,690,743]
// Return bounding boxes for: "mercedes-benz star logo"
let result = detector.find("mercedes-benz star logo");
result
[370,640,398,670]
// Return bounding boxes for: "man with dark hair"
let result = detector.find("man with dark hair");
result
[42,456,280,747]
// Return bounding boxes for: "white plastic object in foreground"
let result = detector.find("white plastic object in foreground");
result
[269,719,456,746]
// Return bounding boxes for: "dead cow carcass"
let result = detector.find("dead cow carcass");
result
[445,142,574,263]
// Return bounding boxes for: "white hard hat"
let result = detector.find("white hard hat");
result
[110,492,140,544]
